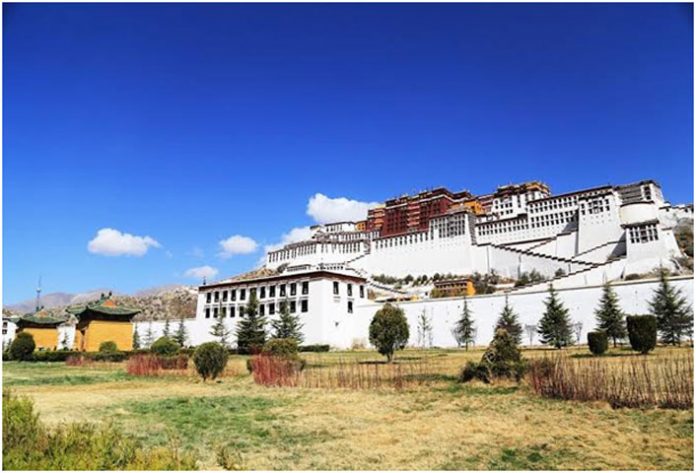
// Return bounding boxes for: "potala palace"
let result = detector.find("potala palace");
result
[6,179,692,351]
[181,179,692,349]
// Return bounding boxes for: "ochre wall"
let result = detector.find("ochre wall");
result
[19,327,58,349]
[82,320,133,352]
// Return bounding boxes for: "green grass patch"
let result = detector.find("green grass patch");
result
[103,394,335,463]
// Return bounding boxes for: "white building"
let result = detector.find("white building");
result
[191,268,368,347]
[264,179,689,287]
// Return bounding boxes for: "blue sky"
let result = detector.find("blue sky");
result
[3,3,693,304]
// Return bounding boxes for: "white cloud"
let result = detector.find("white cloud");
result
[306,193,379,224]
[87,228,160,257]
[256,226,314,268]
[218,235,258,258]
[263,226,314,254]
[184,265,219,280]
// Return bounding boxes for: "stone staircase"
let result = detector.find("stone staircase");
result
[489,242,595,269]
[510,256,626,293]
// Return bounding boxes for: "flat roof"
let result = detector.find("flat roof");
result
[200,269,367,290]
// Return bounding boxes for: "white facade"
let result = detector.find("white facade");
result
[154,275,693,349]
[264,179,688,289]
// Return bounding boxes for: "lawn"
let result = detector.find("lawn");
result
[2,346,693,470]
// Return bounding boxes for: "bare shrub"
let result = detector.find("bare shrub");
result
[126,354,163,377]
[527,353,693,409]
[249,355,301,387]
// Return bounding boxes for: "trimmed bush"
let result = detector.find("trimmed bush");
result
[369,304,410,362]
[91,351,127,362]
[627,315,657,354]
[299,344,330,353]
[262,338,298,357]
[9,333,35,361]
[31,350,80,362]
[587,331,608,355]
[98,341,117,353]
[193,342,229,381]
[150,337,180,357]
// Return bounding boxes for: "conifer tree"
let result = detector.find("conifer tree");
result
[162,317,171,338]
[132,328,141,350]
[649,269,694,345]
[210,312,232,348]
[235,293,267,353]
[416,309,433,349]
[495,296,523,345]
[144,322,155,348]
[174,316,188,347]
[270,298,304,344]
[538,285,574,349]
[454,297,476,350]
[594,282,627,347]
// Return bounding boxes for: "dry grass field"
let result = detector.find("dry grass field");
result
[2,346,693,470]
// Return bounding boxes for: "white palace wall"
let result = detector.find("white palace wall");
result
[135,276,692,350]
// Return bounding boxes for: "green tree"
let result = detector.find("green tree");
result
[144,322,154,348]
[368,303,410,362]
[210,312,232,348]
[132,328,141,350]
[649,269,693,345]
[162,317,171,338]
[416,309,433,349]
[9,332,35,361]
[235,293,267,354]
[454,297,476,350]
[538,285,574,349]
[495,296,523,345]
[270,298,304,344]
[173,316,188,347]
[594,282,627,347]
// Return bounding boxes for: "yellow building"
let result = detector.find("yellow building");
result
[15,311,67,350]
[67,293,140,352]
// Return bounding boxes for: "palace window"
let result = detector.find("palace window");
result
[348,301,353,314]
[333,281,339,295]
[359,285,365,298]
[280,284,286,297]
[301,300,308,313]
[290,301,297,313]
[222,290,228,302]
[239,306,245,317]
[214,291,219,302]
[213,307,218,318]
[221,307,227,318]
[231,289,236,301]
[270,285,276,297]
[302,281,309,295]
[290,283,297,296]
[230,307,235,318]
[347,283,353,297]
[259,304,265,316]
[269,303,275,315]
[240,289,246,300]
[206,293,211,303]
[205,308,210,318]
[260,286,266,299]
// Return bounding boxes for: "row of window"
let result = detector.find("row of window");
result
[528,195,579,213]
[206,281,309,304]
[269,242,364,262]
[205,299,309,319]
[333,281,364,298]
[629,224,659,244]
[530,210,577,228]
